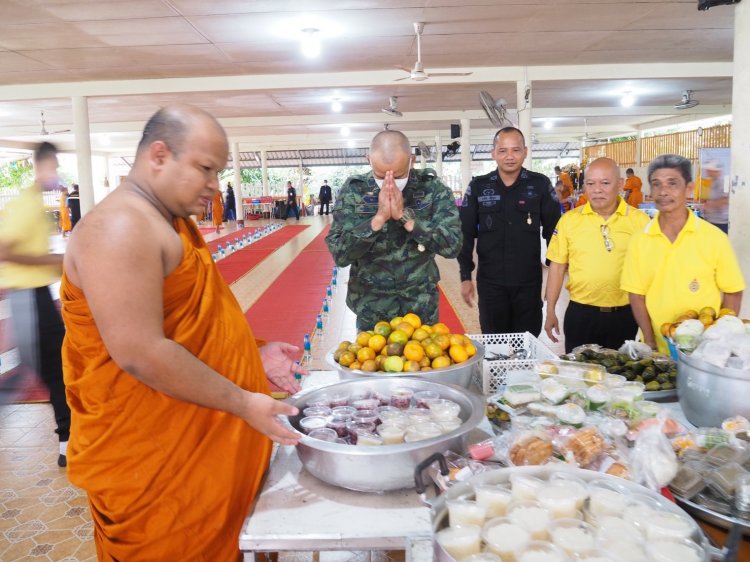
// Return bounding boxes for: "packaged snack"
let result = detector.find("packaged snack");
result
[556,403,586,427]
[669,463,706,499]
[509,431,554,466]
[503,383,541,407]
[585,384,610,410]
[541,378,568,404]
[705,461,749,501]
[564,427,607,467]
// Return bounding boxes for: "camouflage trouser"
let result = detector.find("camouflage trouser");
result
[347,279,440,331]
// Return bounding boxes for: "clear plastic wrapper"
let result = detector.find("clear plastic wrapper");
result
[563,427,607,467]
[509,430,555,466]
[669,464,706,499]
[705,461,749,501]
[630,413,679,491]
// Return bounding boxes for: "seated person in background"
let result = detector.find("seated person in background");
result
[621,154,744,354]
[623,168,643,208]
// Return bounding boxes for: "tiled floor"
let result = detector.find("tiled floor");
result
[0,214,567,559]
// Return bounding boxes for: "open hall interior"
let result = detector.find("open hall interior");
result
[1,0,750,560]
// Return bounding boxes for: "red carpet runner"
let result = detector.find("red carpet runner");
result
[245,226,333,348]
[215,226,308,285]
[438,286,466,334]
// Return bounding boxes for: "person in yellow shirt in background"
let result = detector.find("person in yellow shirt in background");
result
[621,154,744,354]
[545,158,650,353]
[58,186,72,237]
[0,141,71,467]
[623,168,643,208]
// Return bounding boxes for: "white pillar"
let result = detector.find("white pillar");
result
[72,96,95,215]
[231,142,242,224]
[517,80,533,169]
[261,149,269,196]
[460,118,471,190]
[435,132,443,179]
[729,0,750,317]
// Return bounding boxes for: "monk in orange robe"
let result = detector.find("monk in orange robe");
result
[623,168,643,208]
[575,192,588,208]
[554,165,575,203]
[59,187,72,236]
[212,190,224,233]
[61,105,303,561]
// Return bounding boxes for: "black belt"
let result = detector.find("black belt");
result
[571,301,628,313]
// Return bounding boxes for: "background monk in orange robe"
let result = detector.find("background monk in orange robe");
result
[212,189,224,233]
[61,105,303,561]
[59,186,72,236]
[623,167,643,208]
[554,165,574,203]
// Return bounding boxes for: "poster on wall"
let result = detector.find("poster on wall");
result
[698,147,731,231]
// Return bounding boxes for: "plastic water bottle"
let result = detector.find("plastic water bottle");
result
[315,314,323,337]
[322,298,330,320]
[303,334,312,365]
[218,244,225,259]
[332,266,338,279]
[332,276,337,291]
[326,285,332,298]
[212,253,218,262]
[235,237,240,249]
[294,361,302,382]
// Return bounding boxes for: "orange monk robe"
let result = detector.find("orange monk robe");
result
[624,176,644,208]
[558,171,575,200]
[59,192,72,233]
[575,192,588,208]
[61,218,272,561]
[212,191,224,227]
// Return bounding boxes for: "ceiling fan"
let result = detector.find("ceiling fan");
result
[416,141,435,160]
[381,96,403,117]
[675,90,700,110]
[479,91,515,128]
[580,118,607,145]
[394,22,473,82]
[39,110,71,136]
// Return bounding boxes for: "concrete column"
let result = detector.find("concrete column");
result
[435,132,443,179]
[231,142,242,225]
[517,80,533,168]
[261,149,269,196]
[72,96,95,215]
[729,0,750,317]
[460,118,471,190]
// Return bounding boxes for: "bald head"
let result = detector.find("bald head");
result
[369,130,412,164]
[586,157,620,179]
[136,105,226,159]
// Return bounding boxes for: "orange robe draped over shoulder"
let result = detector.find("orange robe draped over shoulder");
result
[61,217,272,562]
[59,193,72,233]
[624,176,643,208]
[212,191,224,227]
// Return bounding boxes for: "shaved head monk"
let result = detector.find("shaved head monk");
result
[61,105,303,560]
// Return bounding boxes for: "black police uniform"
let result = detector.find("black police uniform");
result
[458,168,560,335]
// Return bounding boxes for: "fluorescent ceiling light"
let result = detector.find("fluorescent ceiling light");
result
[340,126,350,137]
[331,99,342,112]
[543,120,553,130]
[620,92,635,107]
[301,28,321,59]
[347,139,355,148]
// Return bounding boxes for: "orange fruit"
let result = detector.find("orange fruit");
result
[431,322,450,335]
[684,310,699,320]
[421,324,433,334]
[348,343,362,354]
[396,321,415,338]
[660,322,672,337]
[402,313,422,329]
[424,342,443,360]
[432,355,451,369]
[449,344,469,364]
[433,334,451,351]
[384,355,404,372]
[719,308,737,317]
[449,334,465,347]
[388,330,409,345]
[699,307,717,320]
[698,315,714,328]
[339,351,355,367]
[357,347,376,363]
[419,356,431,368]
[389,316,404,330]
[361,359,378,372]
[420,337,433,349]
[404,342,425,362]
[349,361,362,370]
[375,355,386,370]
[464,342,477,357]
[374,321,392,338]
[412,328,429,342]
[338,341,352,351]
[421,366,433,371]
[386,342,405,357]
[356,331,372,347]
[368,334,387,353]
[403,360,421,372]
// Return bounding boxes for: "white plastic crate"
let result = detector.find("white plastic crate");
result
[468,332,558,395]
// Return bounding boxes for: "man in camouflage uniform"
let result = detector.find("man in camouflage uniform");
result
[326,130,462,331]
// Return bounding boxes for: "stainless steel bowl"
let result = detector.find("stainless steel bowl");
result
[325,340,485,389]
[677,349,750,427]
[283,378,486,492]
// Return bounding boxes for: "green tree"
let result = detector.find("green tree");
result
[0,159,34,193]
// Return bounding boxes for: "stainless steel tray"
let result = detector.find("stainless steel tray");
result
[676,494,750,536]
[644,388,678,401]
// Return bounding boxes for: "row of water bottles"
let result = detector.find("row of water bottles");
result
[301,266,339,368]
[211,224,282,262]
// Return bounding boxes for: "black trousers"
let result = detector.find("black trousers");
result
[563,300,639,354]
[477,280,543,336]
[319,202,330,215]
[8,287,71,442]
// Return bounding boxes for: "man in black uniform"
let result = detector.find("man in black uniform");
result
[458,127,560,335]
[285,180,300,220]
[318,180,332,215]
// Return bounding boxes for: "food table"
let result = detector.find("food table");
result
[240,371,750,561]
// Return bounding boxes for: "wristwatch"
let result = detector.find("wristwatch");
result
[398,207,415,226]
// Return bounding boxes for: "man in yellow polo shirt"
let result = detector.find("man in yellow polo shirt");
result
[0,142,71,467]
[545,158,649,353]
[621,154,744,354]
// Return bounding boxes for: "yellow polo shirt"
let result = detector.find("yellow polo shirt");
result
[621,211,745,354]
[547,198,649,307]
[0,186,60,289]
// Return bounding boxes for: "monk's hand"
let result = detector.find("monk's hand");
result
[260,341,306,394]
[244,393,301,446]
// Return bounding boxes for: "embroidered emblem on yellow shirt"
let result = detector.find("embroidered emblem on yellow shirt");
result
[688,279,700,293]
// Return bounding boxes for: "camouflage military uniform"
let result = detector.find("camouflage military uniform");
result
[326,168,462,330]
